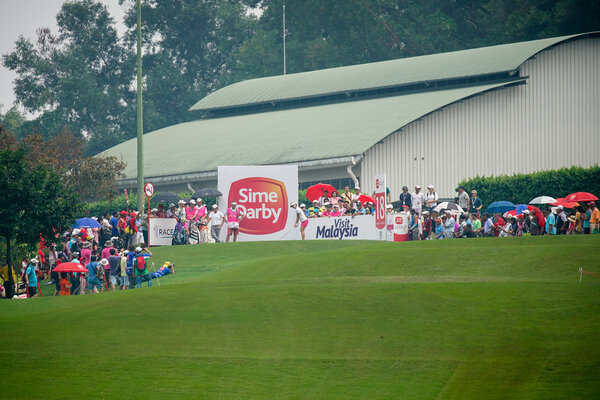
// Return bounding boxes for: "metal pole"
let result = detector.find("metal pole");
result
[283,1,286,75]
[136,0,144,214]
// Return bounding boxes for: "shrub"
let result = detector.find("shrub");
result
[457,165,600,209]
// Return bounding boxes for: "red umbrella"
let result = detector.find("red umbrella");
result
[53,262,87,274]
[306,183,337,202]
[564,192,598,203]
[503,210,523,219]
[528,205,545,230]
[358,194,376,205]
[550,198,580,208]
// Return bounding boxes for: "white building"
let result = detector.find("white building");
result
[102,32,599,198]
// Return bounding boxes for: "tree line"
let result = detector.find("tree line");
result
[2,0,599,156]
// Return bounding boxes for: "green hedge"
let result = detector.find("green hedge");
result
[457,165,600,209]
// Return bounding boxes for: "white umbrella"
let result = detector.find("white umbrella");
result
[433,201,464,214]
[529,196,557,204]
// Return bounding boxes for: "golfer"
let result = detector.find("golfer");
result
[291,202,308,240]
[226,201,245,243]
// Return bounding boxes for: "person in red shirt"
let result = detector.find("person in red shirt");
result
[128,212,139,247]
[156,204,167,218]
[493,213,506,237]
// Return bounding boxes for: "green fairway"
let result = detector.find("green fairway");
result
[1,236,600,399]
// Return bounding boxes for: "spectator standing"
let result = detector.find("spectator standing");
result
[80,242,92,269]
[556,205,568,235]
[119,250,129,290]
[492,213,506,237]
[209,204,225,242]
[351,186,363,209]
[582,203,592,234]
[87,256,104,294]
[435,219,444,239]
[398,186,412,211]
[424,185,438,211]
[25,258,39,298]
[329,191,341,206]
[166,203,177,218]
[110,212,119,238]
[59,273,71,296]
[422,211,432,239]
[107,249,121,291]
[482,214,494,237]
[443,211,456,238]
[411,185,425,215]
[470,190,482,216]
[457,186,469,212]
[155,204,167,218]
[590,202,600,233]
[340,186,353,204]
[545,208,556,235]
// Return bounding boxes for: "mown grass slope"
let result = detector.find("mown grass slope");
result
[1,235,599,399]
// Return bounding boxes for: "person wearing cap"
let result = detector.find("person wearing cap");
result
[186,200,199,225]
[434,218,444,239]
[331,204,342,217]
[309,200,322,218]
[127,211,139,247]
[421,211,432,239]
[456,186,469,212]
[299,204,309,218]
[555,205,568,235]
[398,186,412,211]
[155,203,166,218]
[351,186,363,209]
[443,210,456,239]
[80,241,92,270]
[424,185,438,212]
[166,203,177,219]
[117,250,129,290]
[411,185,425,216]
[226,201,245,243]
[175,200,188,235]
[291,202,308,240]
[209,204,225,242]
[196,198,207,220]
[133,246,153,288]
[25,258,39,297]
[589,202,600,234]
[118,211,128,237]
[87,256,104,294]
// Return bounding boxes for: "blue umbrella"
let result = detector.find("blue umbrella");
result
[487,201,516,214]
[515,204,529,215]
[74,218,101,229]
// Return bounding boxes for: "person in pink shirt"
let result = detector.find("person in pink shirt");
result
[80,242,92,268]
[225,201,245,242]
[186,200,199,222]
[331,204,342,217]
[101,240,114,261]
[321,203,334,217]
[195,198,207,221]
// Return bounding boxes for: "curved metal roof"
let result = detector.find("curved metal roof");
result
[190,34,587,112]
[103,81,523,181]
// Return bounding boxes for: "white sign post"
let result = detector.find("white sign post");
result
[374,173,387,240]
[218,165,298,242]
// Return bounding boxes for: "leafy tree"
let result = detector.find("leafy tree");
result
[0,147,82,294]
[121,0,257,132]
[2,0,134,155]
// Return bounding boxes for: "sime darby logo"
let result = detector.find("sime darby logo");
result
[228,177,288,235]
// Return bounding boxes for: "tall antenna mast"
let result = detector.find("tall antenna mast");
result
[283,1,286,75]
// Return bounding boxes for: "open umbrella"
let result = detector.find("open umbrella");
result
[563,192,598,203]
[527,205,545,229]
[53,262,87,274]
[151,192,181,204]
[306,183,337,202]
[433,201,464,214]
[529,196,558,205]
[358,194,376,205]
[74,218,101,229]
[503,204,529,218]
[550,198,580,208]
[487,201,516,214]
[192,188,222,198]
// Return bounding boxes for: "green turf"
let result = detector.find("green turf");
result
[1,236,600,399]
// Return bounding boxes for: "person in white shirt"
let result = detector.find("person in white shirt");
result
[424,185,438,211]
[291,202,308,240]
[411,185,425,215]
[317,190,331,207]
[351,186,363,209]
[208,204,225,243]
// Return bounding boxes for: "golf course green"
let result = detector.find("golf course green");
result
[1,235,599,399]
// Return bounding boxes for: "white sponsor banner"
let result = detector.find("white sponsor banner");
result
[218,165,299,241]
[304,215,380,240]
[148,218,177,246]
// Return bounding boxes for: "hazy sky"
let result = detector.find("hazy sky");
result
[0,0,127,113]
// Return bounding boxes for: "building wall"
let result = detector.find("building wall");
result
[361,37,600,199]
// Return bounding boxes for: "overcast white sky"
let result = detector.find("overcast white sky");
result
[0,0,127,113]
